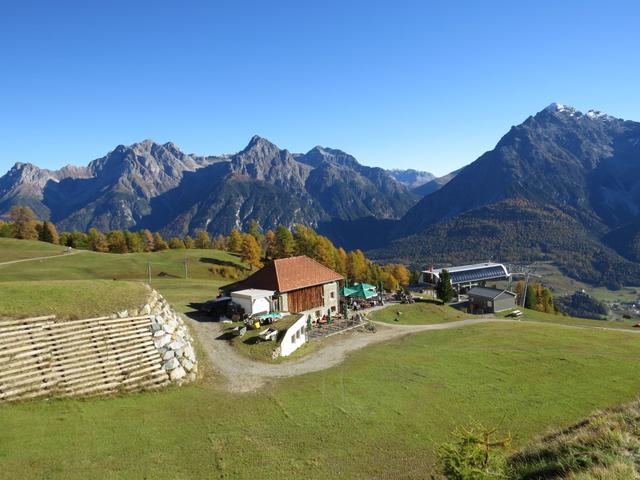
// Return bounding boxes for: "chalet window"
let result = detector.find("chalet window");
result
[330,291,335,299]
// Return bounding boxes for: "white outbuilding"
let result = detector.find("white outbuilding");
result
[280,314,309,357]
[230,289,274,316]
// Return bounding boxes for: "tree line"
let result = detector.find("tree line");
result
[0,206,414,290]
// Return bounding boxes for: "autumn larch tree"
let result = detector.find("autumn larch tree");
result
[141,229,155,252]
[264,229,277,259]
[169,237,185,249]
[226,228,243,253]
[194,229,211,249]
[153,232,168,251]
[241,234,263,270]
[9,206,38,240]
[106,230,128,253]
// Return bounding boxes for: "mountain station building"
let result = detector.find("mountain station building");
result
[421,262,511,293]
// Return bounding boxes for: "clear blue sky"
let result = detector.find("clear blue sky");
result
[1,0,639,176]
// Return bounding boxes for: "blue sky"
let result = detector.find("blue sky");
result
[1,0,639,176]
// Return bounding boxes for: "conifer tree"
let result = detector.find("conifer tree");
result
[275,225,295,258]
[525,285,537,309]
[435,269,455,304]
[38,221,59,244]
[247,219,264,245]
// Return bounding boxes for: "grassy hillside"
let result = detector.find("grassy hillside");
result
[497,307,638,330]
[369,301,471,325]
[0,240,248,282]
[0,237,68,262]
[0,280,148,320]
[510,400,640,478]
[0,238,248,319]
[2,237,640,478]
[2,322,640,479]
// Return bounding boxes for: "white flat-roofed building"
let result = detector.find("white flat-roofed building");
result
[230,289,275,316]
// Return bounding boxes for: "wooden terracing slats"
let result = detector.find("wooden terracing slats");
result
[0,315,170,402]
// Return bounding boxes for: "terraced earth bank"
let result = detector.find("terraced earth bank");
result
[0,288,197,402]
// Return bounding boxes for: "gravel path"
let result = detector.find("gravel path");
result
[186,317,506,393]
[0,249,86,266]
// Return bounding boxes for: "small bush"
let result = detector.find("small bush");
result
[436,424,511,479]
[208,265,242,279]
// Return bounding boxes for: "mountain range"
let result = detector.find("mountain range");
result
[371,103,640,288]
[3,103,640,288]
[0,136,432,238]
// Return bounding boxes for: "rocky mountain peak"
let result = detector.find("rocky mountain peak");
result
[241,135,280,155]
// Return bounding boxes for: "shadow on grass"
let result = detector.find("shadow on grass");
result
[216,331,235,341]
[198,257,249,270]
[183,308,215,323]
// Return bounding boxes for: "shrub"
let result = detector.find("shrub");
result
[436,424,511,479]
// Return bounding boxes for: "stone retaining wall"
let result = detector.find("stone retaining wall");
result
[144,288,198,384]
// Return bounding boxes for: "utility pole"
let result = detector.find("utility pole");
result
[147,262,151,285]
[184,257,189,279]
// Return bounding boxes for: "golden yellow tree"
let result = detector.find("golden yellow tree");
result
[227,228,243,253]
[241,234,263,270]
[391,264,411,286]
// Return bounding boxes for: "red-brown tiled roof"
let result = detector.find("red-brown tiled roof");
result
[224,256,342,293]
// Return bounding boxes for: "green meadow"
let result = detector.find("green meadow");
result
[369,300,471,325]
[1,238,640,479]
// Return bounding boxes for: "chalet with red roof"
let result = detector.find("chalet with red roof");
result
[222,256,342,318]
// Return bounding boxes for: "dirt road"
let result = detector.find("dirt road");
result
[0,249,86,266]
[186,317,507,393]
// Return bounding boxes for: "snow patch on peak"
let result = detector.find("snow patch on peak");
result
[546,102,578,115]
[586,109,611,120]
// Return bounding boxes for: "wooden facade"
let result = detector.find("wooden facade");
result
[287,285,323,313]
